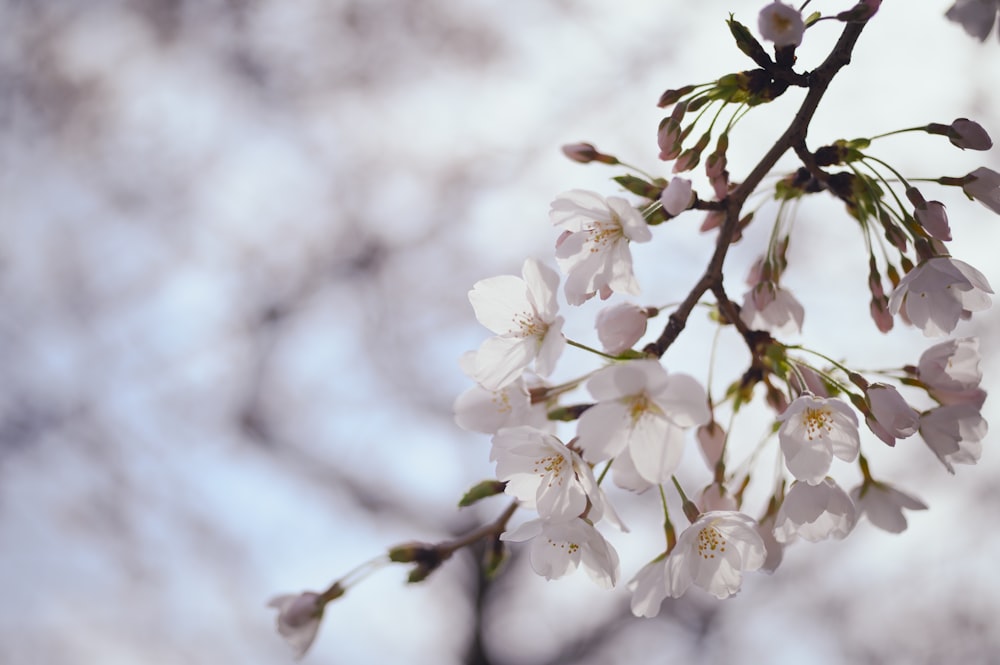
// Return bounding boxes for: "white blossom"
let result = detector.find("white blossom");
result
[491,426,605,523]
[865,383,920,446]
[550,189,652,305]
[740,283,805,336]
[268,592,325,659]
[575,360,710,486]
[962,166,1000,214]
[502,517,620,588]
[468,258,566,389]
[888,257,993,337]
[850,482,927,533]
[454,354,548,434]
[919,402,988,473]
[774,478,857,543]
[664,511,765,600]
[777,394,860,485]
[917,337,985,405]
[758,1,805,47]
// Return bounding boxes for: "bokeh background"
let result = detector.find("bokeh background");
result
[2,1,999,663]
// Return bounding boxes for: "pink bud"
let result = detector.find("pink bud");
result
[595,302,650,354]
[866,383,919,446]
[697,421,726,469]
[660,177,694,216]
[949,118,993,151]
[914,201,952,241]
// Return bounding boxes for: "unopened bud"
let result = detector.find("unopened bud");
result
[561,142,620,164]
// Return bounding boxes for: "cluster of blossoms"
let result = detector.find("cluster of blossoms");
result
[270,1,997,657]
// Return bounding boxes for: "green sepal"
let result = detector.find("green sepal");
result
[458,480,507,508]
[727,16,772,68]
[613,174,663,199]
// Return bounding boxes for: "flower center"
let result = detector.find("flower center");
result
[510,310,547,338]
[533,454,567,487]
[801,407,833,440]
[585,219,623,252]
[696,526,728,560]
[548,538,580,554]
[627,393,664,425]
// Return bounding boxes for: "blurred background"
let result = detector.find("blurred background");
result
[2,1,999,663]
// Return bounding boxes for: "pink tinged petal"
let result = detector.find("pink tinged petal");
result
[774,479,857,543]
[534,317,566,377]
[469,275,533,335]
[453,382,527,434]
[964,166,1000,214]
[269,592,324,659]
[946,1,999,41]
[473,336,534,390]
[629,414,685,484]
[608,196,653,243]
[608,451,655,493]
[918,337,982,393]
[596,302,650,355]
[522,259,561,320]
[867,384,920,440]
[653,372,712,428]
[919,403,988,473]
[697,421,727,470]
[661,177,694,216]
[851,483,927,534]
[575,401,633,461]
[578,525,621,588]
[915,201,952,241]
[628,558,669,618]
[758,1,805,46]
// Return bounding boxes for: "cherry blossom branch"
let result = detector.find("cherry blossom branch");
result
[644,19,869,359]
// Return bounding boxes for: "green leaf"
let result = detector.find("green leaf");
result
[613,174,662,199]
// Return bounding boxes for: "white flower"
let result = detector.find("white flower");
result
[774,478,857,543]
[914,201,952,241]
[777,395,860,485]
[502,517,620,588]
[758,1,805,47]
[454,354,549,434]
[575,360,710,486]
[660,177,694,216]
[664,511,766,600]
[740,283,805,336]
[628,555,670,617]
[917,337,985,405]
[491,426,604,523]
[865,383,920,446]
[268,592,325,659]
[468,258,566,389]
[962,166,1000,214]
[888,257,993,337]
[919,402,988,473]
[550,190,652,305]
[946,0,1000,42]
[595,302,651,355]
[850,482,927,533]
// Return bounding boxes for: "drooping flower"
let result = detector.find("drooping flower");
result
[550,190,652,305]
[850,482,927,533]
[917,337,985,405]
[268,591,326,659]
[865,383,920,446]
[491,426,606,523]
[919,402,988,473]
[758,1,805,47]
[575,360,710,487]
[777,394,860,485]
[501,517,620,588]
[468,258,566,390]
[595,302,652,355]
[887,257,993,337]
[660,177,694,216]
[945,0,1000,42]
[454,353,549,434]
[664,511,766,600]
[962,166,1000,214]
[740,283,805,336]
[773,478,857,543]
[906,187,952,241]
